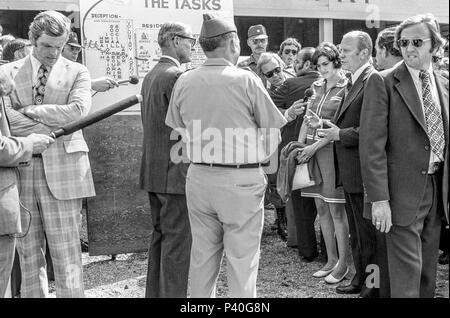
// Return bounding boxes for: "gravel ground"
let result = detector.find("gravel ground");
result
[49,208,449,298]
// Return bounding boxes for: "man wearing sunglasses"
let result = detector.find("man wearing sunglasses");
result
[237,24,269,87]
[361,13,449,298]
[278,38,301,78]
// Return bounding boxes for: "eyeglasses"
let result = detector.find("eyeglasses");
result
[397,38,431,48]
[283,49,298,55]
[174,34,196,46]
[263,66,282,78]
[251,38,267,45]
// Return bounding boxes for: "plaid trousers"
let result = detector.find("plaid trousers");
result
[0,236,15,298]
[16,158,84,298]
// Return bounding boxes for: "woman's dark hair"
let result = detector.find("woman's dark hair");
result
[312,42,342,69]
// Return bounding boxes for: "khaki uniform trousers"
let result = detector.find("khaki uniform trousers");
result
[186,164,267,298]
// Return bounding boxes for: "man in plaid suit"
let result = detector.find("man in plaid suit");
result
[0,11,95,297]
[1,69,53,297]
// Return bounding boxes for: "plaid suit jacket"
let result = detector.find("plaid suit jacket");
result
[0,56,95,200]
[0,99,33,234]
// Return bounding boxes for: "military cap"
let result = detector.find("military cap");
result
[66,31,83,48]
[248,24,268,39]
[200,13,237,39]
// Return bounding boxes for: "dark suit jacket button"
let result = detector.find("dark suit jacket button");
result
[425,145,430,151]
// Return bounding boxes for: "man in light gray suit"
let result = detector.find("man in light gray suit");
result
[0,69,53,297]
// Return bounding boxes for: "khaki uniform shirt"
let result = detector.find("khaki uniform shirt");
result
[166,58,287,165]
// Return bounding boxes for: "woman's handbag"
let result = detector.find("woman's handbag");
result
[292,162,315,190]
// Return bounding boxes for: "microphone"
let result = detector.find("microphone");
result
[117,75,139,85]
[50,94,142,138]
[303,88,313,102]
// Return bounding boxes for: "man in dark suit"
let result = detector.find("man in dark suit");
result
[315,31,380,298]
[360,14,449,298]
[140,22,194,298]
[1,69,53,297]
[270,47,322,260]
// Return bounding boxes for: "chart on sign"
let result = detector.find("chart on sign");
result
[80,0,234,113]
[84,19,135,81]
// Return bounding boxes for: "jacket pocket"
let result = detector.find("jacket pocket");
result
[0,169,16,192]
[63,139,89,154]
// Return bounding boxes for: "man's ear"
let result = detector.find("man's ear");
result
[304,60,311,70]
[28,31,37,47]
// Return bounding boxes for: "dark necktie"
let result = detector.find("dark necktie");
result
[419,70,445,159]
[34,64,48,105]
[345,72,353,91]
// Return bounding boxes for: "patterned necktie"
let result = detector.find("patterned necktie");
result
[34,64,48,105]
[419,70,445,158]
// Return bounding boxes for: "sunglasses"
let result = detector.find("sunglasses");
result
[397,38,431,48]
[174,34,196,46]
[251,38,267,45]
[283,49,298,55]
[264,66,282,78]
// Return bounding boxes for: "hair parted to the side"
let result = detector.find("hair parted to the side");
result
[278,38,302,56]
[158,22,191,48]
[377,27,402,57]
[312,42,342,68]
[29,11,70,43]
[394,13,445,52]
[344,30,373,57]
[199,31,235,52]
[256,52,286,74]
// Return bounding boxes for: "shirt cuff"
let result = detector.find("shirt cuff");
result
[284,110,296,122]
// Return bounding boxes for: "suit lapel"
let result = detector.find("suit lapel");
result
[435,72,449,149]
[44,58,68,104]
[394,62,427,133]
[13,56,33,107]
[337,65,372,121]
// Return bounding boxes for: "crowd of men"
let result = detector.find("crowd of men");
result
[0,10,448,299]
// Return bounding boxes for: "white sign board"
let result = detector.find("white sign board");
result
[79,0,234,113]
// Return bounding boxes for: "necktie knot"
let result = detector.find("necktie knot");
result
[419,70,430,82]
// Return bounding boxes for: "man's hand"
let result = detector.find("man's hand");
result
[27,133,54,154]
[371,201,393,233]
[316,120,340,141]
[296,145,316,164]
[91,77,119,93]
[287,100,307,119]
[304,108,323,129]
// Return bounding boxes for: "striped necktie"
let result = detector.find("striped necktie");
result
[419,70,445,158]
[34,64,48,105]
